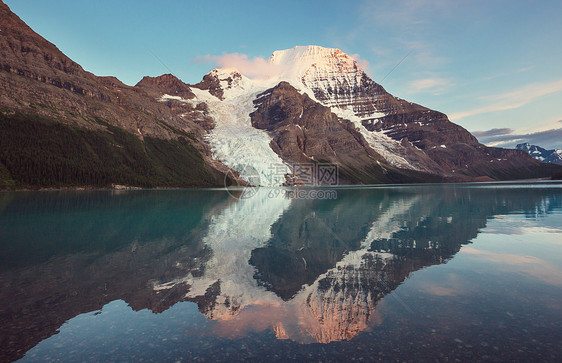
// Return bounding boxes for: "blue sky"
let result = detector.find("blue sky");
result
[5,0,562,149]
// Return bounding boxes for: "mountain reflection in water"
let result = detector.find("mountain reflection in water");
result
[0,184,561,361]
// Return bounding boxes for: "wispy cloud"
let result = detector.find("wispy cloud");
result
[450,79,562,120]
[398,39,449,69]
[482,79,562,103]
[478,66,535,83]
[450,104,518,120]
[516,66,534,73]
[351,1,457,85]
[472,128,513,139]
[192,53,282,79]
[359,0,465,29]
[472,127,562,149]
[408,77,451,94]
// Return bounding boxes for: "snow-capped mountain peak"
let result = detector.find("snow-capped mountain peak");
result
[208,45,367,100]
[269,45,342,64]
[185,45,559,186]
[208,67,241,79]
[266,46,366,104]
[188,46,422,182]
[203,46,367,108]
[268,45,361,83]
[207,68,253,96]
[516,142,562,165]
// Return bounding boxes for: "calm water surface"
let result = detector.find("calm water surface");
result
[1,183,561,362]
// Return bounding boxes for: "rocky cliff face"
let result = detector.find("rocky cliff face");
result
[0,0,184,138]
[250,81,420,184]
[0,1,238,189]
[136,73,195,100]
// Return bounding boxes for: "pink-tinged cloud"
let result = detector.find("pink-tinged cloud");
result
[462,247,562,286]
[194,50,373,79]
[349,53,371,73]
[417,273,471,297]
[192,53,283,80]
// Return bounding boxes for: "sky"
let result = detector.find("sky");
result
[5,0,562,149]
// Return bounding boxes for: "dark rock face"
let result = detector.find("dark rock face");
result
[248,80,558,183]
[138,75,215,131]
[191,68,247,100]
[0,1,198,139]
[192,72,225,100]
[250,82,441,184]
[251,82,380,161]
[135,74,195,100]
[367,106,547,180]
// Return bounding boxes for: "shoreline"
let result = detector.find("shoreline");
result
[2,178,560,193]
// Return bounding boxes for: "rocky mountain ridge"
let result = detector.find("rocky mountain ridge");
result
[0,1,237,189]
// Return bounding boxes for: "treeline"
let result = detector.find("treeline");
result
[0,111,228,189]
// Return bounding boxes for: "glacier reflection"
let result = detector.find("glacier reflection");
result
[149,185,562,343]
[1,184,562,361]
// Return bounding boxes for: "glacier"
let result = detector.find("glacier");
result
[182,45,419,186]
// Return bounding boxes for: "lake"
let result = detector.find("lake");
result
[1,182,561,362]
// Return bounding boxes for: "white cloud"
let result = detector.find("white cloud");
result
[450,79,562,120]
[192,53,283,80]
[450,104,521,120]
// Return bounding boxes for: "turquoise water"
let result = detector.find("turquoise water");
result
[1,183,561,361]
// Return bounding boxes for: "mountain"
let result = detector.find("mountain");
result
[183,46,561,185]
[0,1,237,189]
[0,1,560,189]
[516,143,562,165]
